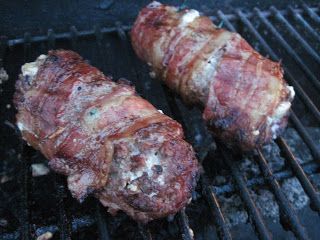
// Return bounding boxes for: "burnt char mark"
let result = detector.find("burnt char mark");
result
[46,53,59,63]
[152,164,163,174]
[210,108,241,130]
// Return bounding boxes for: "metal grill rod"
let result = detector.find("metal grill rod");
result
[270,6,320,64]
[178,209,194,240]
[204,183,233,240]
[288,6,320,42]
[221,150,272,240]
[19,38,32,240]
[233,9,320,129]
[302,4,320,24]
[255,150,310,240]
[137,223,152,240]
[19,145,31,240]
[53,178,72,240]
[6,6,319,47]
[289,111,320,162]
[95,203,110,240]
[255,8,320,92]
[213,161,318,195]
[276,137,320,212]
[2,216,96,240]
[69,26,78,50]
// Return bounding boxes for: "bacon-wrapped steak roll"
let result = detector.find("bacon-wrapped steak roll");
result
[14,50,199,222]
[131,1,295,151]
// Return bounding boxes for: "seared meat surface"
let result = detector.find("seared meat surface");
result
[14,50,199,222]
[131,1,295,151]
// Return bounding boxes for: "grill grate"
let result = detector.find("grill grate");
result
[1,4,320,240]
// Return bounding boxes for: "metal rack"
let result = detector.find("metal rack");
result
[1,4,319,240]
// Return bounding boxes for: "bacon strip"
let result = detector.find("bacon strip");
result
[131,1,295,150]
[14,50,199,222]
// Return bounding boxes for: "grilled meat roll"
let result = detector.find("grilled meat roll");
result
[14,50,199,222]
[131,1,295,151]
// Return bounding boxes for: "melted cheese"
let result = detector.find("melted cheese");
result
[147,1,162,8]
[21,54,47,84]
[180,10,200,26]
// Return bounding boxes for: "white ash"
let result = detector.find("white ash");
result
[0,175,13,184]
[0,67,9,84]
[36,232,53,240]
[251,189,279,218]
[238,157,260,178]
[188,227,194,238]
[309,173,320,190]
[0,218,8,227]
[281,177,309,210]
[149,71,156,78]
[259,140,285,172]
[217,194,248,227]
[212,127,319,226]
[212,175,227,185]
[31,163,50,177]
[282,128,314,164]
[217,177,310,227]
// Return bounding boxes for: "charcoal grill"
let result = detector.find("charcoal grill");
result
[1,1,320,240]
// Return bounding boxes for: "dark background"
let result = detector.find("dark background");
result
[1,0,318,39]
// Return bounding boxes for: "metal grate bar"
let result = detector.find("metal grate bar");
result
[19,146,31,240]
[204,183,233,240]
[289,110,320,162]
[255,150,310,240]
[232,8,320,123]
[54,177,72,240]
[289,6,320,42]
[0,36,7,67]
[270,6,320,64]
[255,8,320,92]
[7,25,132,46]
[3,215,96,240]
[19,36,32,240]
[95,203,110,240]
[178,209,194,240]
[303,4,320,24]
[276,137,320,212]
[213,161,318,195]
[236,10,320,93]
[138,223,152,240]
[222,150,272,240]
[6,7,319,47]
[216,10,236,32]
[47,29,56,49]
[69,26,78,50]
